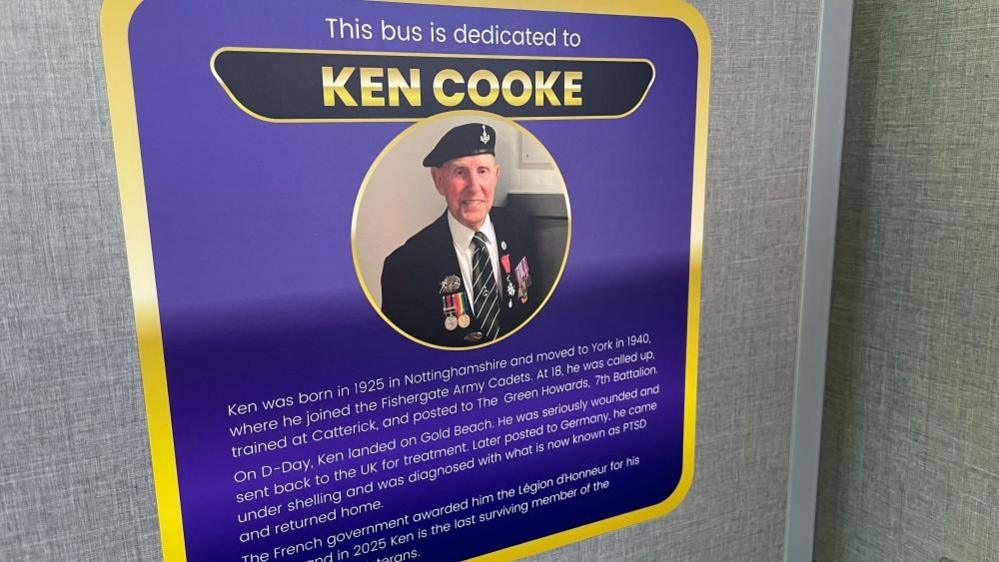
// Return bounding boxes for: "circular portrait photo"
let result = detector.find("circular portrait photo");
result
[353,112,570,349]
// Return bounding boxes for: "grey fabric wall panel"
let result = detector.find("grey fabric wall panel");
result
[0,2,162,560]
[816,1,999,560]
[1,1,819,560]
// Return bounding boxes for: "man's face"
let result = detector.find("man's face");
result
[431,153,500,231]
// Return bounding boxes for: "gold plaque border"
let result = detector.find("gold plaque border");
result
[100,1,710,560]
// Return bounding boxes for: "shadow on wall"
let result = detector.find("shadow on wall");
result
[504,193,569,298]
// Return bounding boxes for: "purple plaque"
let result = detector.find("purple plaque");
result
[102,1,709,560]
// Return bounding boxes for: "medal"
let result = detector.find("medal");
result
[515,257,532,287]
[500,253,516,297]
[439,274,462,294]
[515,257,532,303]
[453,292,471,329]
[440,277,468,332]
[441,293,459,331]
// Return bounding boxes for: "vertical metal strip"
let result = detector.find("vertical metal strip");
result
[784,0,855,560]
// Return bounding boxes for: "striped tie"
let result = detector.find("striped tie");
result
[471,232,501,340]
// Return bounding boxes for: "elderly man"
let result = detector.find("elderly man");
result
[381,123,540,347]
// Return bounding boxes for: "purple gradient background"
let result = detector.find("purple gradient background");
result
[128,1,698,560]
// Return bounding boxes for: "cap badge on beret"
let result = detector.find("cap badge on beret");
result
[479,125,490,145]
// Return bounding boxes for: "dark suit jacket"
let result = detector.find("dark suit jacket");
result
[381,207,541,347]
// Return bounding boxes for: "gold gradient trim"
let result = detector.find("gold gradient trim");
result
[209,47,655,123]
[100,0,187,561]
[101,0,709,561]
[351,110,572,352]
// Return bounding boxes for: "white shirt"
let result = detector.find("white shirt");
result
[446,212,502,313]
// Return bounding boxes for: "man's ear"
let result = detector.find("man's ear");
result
[430,167,446,196]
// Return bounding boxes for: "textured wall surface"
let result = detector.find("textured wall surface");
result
[0,1,818,560]
[816,1,999,561]
[0,1,163,561]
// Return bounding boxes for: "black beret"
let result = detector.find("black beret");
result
[422,123,496,167]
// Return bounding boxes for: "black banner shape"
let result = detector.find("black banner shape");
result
[211,49,655,121]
